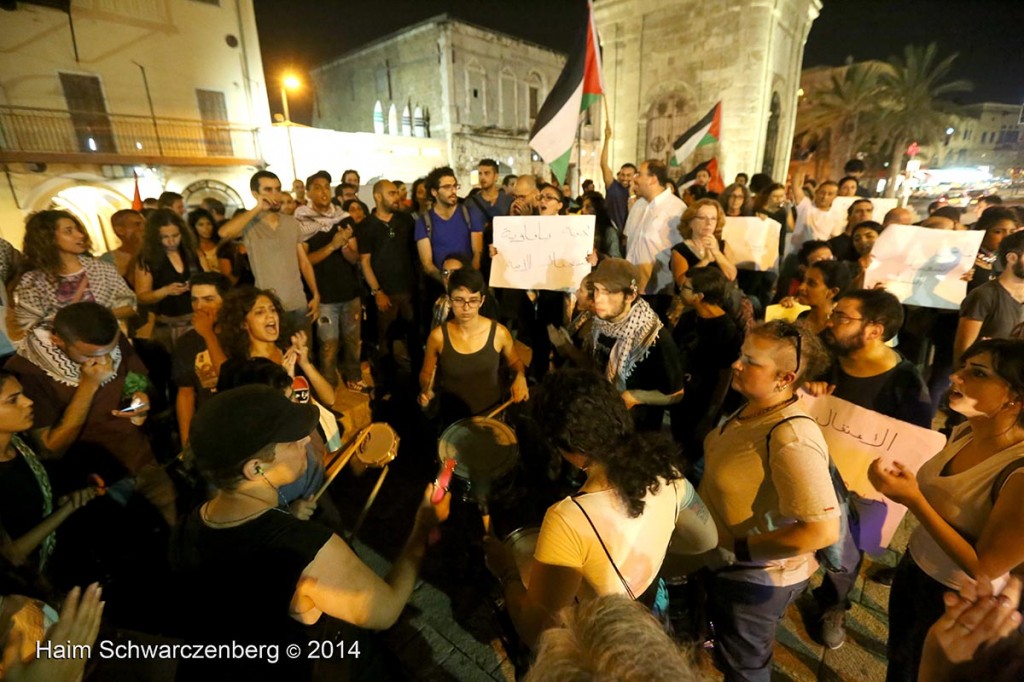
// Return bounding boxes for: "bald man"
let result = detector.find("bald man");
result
[882,207,914,227]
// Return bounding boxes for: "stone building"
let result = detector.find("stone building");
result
[310,15,603,189]
[927,102,1024,178]
[594,0,821,182]
[0,0,270,248]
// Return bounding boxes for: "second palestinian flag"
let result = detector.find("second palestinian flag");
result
[673,101,722,166]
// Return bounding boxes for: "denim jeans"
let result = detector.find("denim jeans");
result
[317,298,362,382]
[707,574,808,682]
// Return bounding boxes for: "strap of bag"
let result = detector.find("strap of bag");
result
[571,496,637,600]
[991,458,1024,504]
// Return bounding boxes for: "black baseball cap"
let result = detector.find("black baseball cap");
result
[190,385,319,474]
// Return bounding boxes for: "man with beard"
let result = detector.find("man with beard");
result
[955,230,1024,364]
[808,288,930,650]
[587,258,684,431]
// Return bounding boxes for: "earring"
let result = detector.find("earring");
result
[254,465,263,475]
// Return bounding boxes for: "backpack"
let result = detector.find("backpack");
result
[765,415,854,574]
[422,204,472,241]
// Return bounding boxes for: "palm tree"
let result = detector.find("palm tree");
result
[799,63,885,178]
[877,43,972,197]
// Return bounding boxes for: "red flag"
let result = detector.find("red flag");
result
[706,158,726,194]
[131,172,143,211]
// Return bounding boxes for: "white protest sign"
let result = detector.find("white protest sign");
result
[723,216,781,271]
[863,225,983,310]
[490,215,595,291]
[800,394,947,555]
[829,196,898,225]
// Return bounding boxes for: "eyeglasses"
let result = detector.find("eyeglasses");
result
[828,311,865,325]
[539,193,562,202]
[449,296,482,309]
[438,183,460,192]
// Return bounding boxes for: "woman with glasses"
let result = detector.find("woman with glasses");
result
[719,183,752,218]
[699,320,839,681]
[870,338,1024,681]
[418,267,528,423]
[670,198,738,283]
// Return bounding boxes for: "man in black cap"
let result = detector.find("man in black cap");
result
[587,258,685,430]
[172,384,450,679]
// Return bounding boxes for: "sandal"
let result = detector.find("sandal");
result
[345,379,371,393]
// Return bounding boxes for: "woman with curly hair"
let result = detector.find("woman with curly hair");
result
[670,198,738,282]
[216,286,335,410]
[135,208,200,351]
[699,321,840,681]
[483,368,717,649]
[12,210,135,337]
[719,182,752,218]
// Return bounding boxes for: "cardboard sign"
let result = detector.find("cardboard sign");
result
[723,216,782,271]
[490,215,595,291]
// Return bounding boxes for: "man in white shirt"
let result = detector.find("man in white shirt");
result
[789,179,844,253]
[623,159,685,315]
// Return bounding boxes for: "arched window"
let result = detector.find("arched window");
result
[762,92,781,177]
[465,60,487,125]
[499,68,517,130]
[644,92,690,167]
[525,72,543,128]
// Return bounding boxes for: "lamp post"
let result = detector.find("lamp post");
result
[280,74,300,181]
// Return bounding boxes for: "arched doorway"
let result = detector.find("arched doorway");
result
[762,92,781,178]
[645,92,691,176]
[47,185,129,254]
[182,179,245,217]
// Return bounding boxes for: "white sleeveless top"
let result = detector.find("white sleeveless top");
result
[908,423,1024,589]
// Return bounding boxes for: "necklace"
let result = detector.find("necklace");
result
[738,395,798,420]
[201,497,282,527]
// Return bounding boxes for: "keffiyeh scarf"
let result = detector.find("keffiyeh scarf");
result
[591,297,663,390]
[17,326,122,388]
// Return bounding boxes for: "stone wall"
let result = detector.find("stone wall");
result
[594,0,820,182]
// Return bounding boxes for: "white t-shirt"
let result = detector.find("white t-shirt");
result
[623,188,685,296]
[790,197,844,252]
[534,477,697,601]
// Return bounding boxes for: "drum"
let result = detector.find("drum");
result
[437,417,519,502]
[504,526,540,587]
[355,423,400,468]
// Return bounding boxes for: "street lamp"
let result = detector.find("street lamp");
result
[280,74,301,180]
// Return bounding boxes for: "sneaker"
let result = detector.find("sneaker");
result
[819,606,846,650]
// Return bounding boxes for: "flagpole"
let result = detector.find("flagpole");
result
[575,117,583,197]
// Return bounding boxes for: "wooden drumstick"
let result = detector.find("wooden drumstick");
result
[420,364,438,411]
[348,465,389,541]
[485,398,515,420]
[312,426,372,503]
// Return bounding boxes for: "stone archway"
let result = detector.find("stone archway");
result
[645,91,692,169]
[42,183,129,254]
[182,179,245,217]
[762,92,782,178]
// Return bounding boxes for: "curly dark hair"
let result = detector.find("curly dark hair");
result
[216,286,286,361]
[532,369,684,518]
[21,210,93,278]
[139,208,198,273]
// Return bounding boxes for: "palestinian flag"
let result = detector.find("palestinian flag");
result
[672,101,722,165]
[529,1,604,183]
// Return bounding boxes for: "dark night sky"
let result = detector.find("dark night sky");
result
[254,0,1024,126]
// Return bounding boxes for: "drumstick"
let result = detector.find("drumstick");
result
[312,426,372,503]
[479,499,491,534]
[421,364,438,411]
[486,398,515,420]
[428,458,457,545]
[348,465,389,542]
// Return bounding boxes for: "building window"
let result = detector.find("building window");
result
[59,73,115,154]
[196,89,233,156]
[465,60,486,125]
[499,68,517,129]
[644,92,690,167]
[526,72,543,127]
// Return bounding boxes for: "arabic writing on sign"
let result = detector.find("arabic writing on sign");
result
[815,408,899,452]
[490,215,596,291]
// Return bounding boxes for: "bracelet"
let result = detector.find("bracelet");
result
[734,537,752,562]
[371,288,381,295]
[499,570,521,590]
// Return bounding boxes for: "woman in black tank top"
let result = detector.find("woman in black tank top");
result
[418,267,529,423]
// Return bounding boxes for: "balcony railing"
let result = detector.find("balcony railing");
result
[0,105,262,166]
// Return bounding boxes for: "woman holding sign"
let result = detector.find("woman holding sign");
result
[870,338,1024,682]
